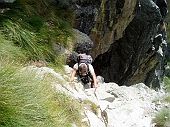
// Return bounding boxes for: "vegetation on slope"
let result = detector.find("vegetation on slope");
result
[0,0,82,127]
[0,0,74,64]
[0,61,81,127]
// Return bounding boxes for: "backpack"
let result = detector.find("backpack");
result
[76,53,93,84]
[77,53,93,65]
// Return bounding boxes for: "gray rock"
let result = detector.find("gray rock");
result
[22,66,167,127]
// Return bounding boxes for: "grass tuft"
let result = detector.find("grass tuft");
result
[154,107,170,127]
[0,63,81,127]
[82,100,99,115]
[163,76,170,92]
[0,32,26,63]
[0,0,74,65]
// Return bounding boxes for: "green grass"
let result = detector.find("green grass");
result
[162,95,170,103]
[0,0,74,65]
[0,32,27,63]
[82,100,99,115]
[154,107,170,127]
[0,63,81,127]
[0,1,81,126]
[166,23,170,43]
[2,20,41,54]
[163,76,170,92]
[0,35,81,126]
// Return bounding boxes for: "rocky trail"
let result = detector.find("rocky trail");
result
[23,65,169,127]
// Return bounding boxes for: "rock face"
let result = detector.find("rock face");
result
[23,65,168,127]
[89,0,137,59]
[72,29,94,54]
[66,0,168,88]
[93,0,164,87]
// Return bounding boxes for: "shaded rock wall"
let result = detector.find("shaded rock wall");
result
[66,0,168,88]
[93,0,165,87]
[89,0,137,59]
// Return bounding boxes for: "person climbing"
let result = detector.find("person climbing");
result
[157,20,167,40]
[70,53,98,88]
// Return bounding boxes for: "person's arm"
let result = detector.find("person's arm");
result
[88,64,98,88]
[70,68,77,82]
[91,72,98,88]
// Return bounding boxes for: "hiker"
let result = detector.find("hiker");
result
[70,53,98,88]
[157,20,167,40]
